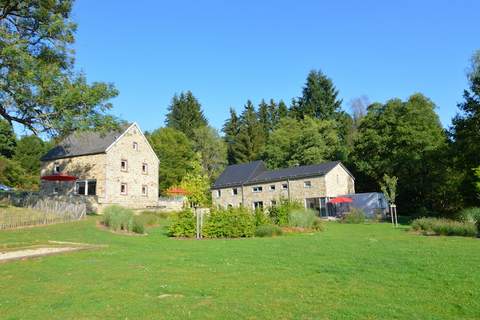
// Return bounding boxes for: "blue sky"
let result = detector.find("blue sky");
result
[71,0,480,132]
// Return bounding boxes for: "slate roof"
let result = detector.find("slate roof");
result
[41,125,130,161]
[212,161,266,189]
[212,160,348,189]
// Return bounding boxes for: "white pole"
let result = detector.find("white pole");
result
[394,205,398,227]
[195,207,200,240]
[390,204,394,226]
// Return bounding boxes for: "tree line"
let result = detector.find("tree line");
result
[0,1,478,216]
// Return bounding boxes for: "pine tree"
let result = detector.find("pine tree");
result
[232,101,265,163]
[257,99,270,137]
[165,91,208,137]
[222,108,240,164]
[297,70,342,120]
[277,100,289,119]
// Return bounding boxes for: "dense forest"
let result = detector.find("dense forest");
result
[0,1,479,217]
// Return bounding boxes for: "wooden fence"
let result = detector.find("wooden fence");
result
[0,192,87,230]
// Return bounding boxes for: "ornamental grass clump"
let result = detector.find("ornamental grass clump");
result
[340,208,366,224]
[411,217,477,237]
[255,224,283,237]
[288,209,317,228]
[101,205,145,234]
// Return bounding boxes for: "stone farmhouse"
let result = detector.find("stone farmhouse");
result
[40,123,159,212]
[211,160,355,217]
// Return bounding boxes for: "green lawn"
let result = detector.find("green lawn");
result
[0,218,479,319]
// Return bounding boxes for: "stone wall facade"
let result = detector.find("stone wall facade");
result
[212,163,355,210]
[40,124,159,212]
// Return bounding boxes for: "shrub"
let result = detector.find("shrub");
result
[255,224,283,237]
[459,207,480,230]
[288,209,317,228]
[203,207,255,238]
[268,198,302,226]
[411,217,477,237]
[168,209,196,237]
[340,208,366,224]
[254,208,270,226]
[101,205,145,234]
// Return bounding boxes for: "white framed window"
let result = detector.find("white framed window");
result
[75,180,97,196]
[232,188,238,196]
[142,163,148,174]
[270,185,276,191]
[142,185,148,196]
[304,181,312,188]
[53,186,59,194]
[53,163,61,174]
[133,142,138,150]
[282,183,288,190]
[253,201,263,210]
[121,159,128,172]
[120,183,128,195]
[252,186,263,193]
[216,189,221,198]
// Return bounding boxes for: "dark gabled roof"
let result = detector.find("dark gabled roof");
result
[212,160,349,189]
[247,161,342,184]
[212,160,266,189]
[41,125,130,161]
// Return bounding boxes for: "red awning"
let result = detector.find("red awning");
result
[166,187,189,195]
[329,197,353,204]
[41,173,78,181]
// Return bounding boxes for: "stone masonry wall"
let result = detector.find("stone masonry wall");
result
[212,163,355,209]
[103,124,159,210]
[40,153,107,206]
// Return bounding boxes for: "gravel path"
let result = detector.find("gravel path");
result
[0,247,80,262]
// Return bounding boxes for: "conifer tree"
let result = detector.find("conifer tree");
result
[165,91,208,137]
[232,101,265,163]
[297,70,342,120]
[222,108,240,164]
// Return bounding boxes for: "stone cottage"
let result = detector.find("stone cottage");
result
[211,160,355,217]
[40,123,159,212]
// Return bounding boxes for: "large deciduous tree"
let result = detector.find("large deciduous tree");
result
[165,91,207,137]
[0,0,119,136]
[352,93,457,215]
[192,125,227,181]
[263,116,340,169]
[451,50,480,206]
[147,127,195,194]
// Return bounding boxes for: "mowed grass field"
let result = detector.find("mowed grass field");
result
[0,217,479,319]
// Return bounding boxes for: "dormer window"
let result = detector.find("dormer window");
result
[53,163,61,174]
[121,160,128,172]
[133,142,138,150]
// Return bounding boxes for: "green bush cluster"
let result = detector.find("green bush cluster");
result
[267,199,303,226]
[255,224,283,237]
[411,217,477,237]
[203,207,255,238]
[340,208,366,224]
[168,209,196,237]
[102,205,145,234]
[459,207,480,230]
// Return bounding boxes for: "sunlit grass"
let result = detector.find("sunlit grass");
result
[0,218,478,319]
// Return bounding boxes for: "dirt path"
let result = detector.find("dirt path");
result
[0,242,104,263]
